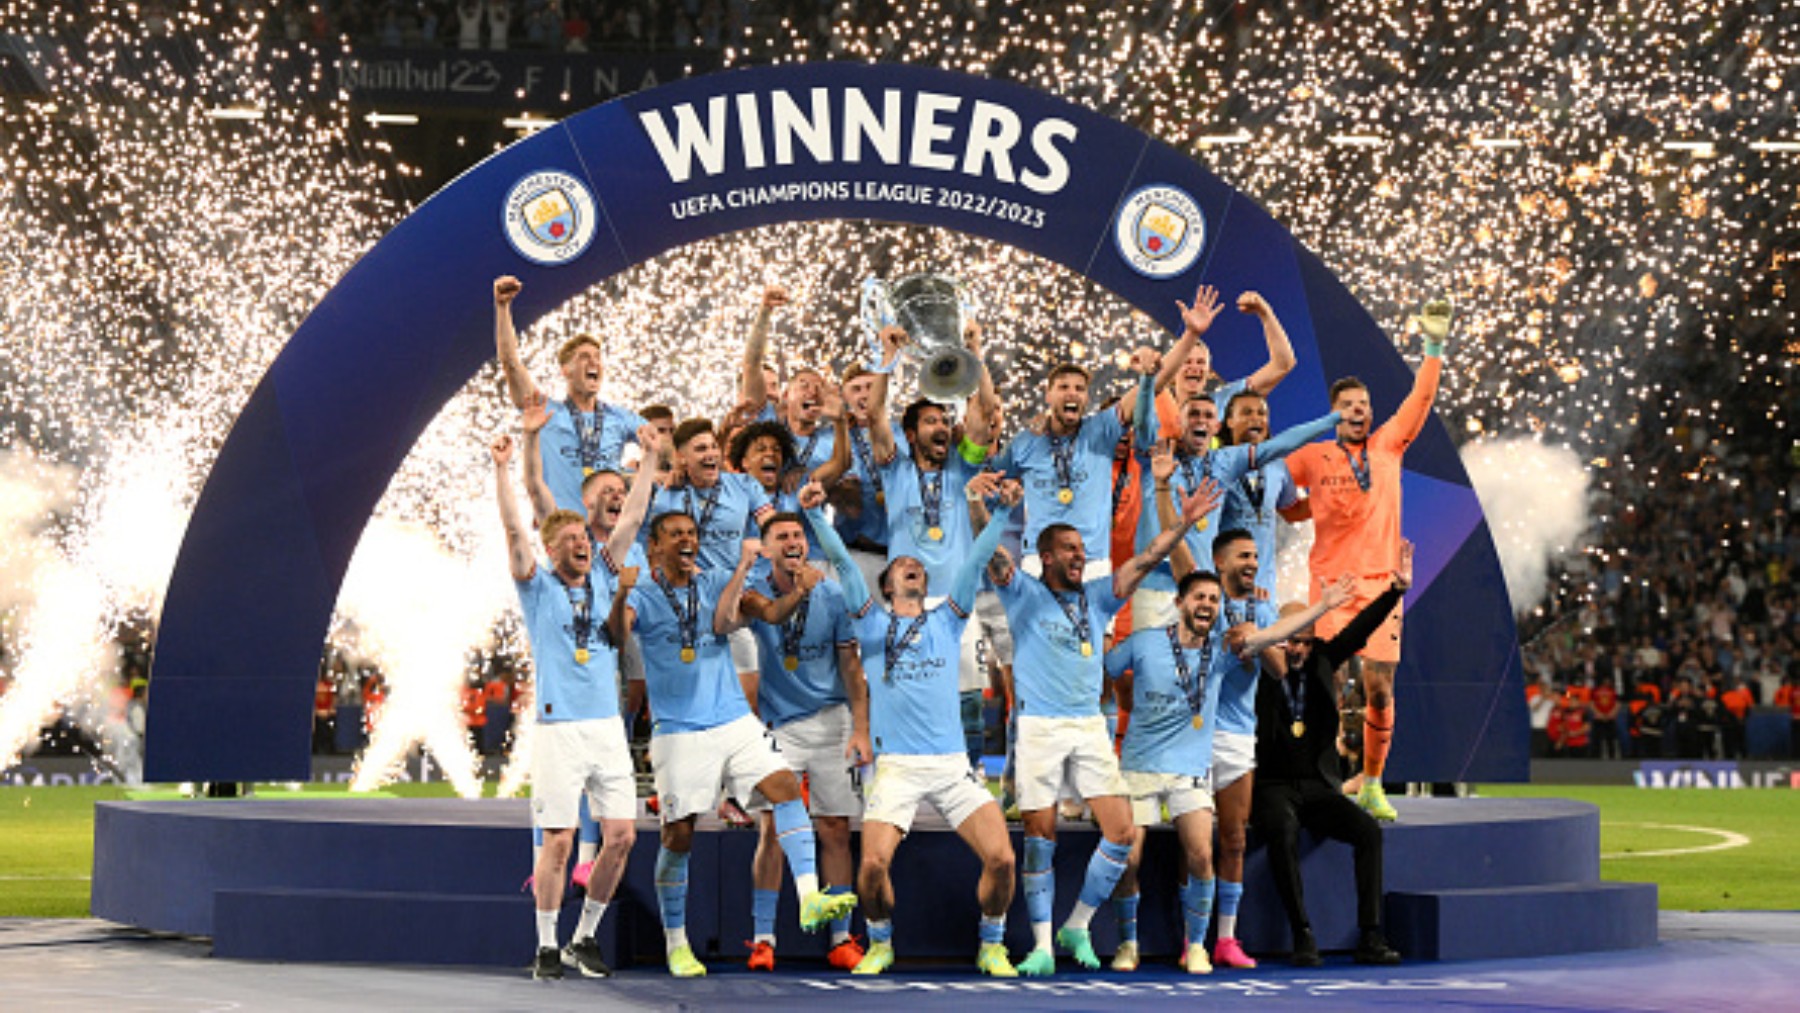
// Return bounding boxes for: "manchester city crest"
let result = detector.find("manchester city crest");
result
[1114,184,1205,279]
[502,169,599,266]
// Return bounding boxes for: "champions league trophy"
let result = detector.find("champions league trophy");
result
[860,273,984,403]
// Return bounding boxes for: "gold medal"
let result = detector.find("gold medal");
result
[927,526,943,542]
[875,491,886,506]
[1192,715,1204,730]
[1080,641,1093,657]
[784,655,800,671]
[1057,487,1074,505]
[583,466,595,478]
[680,647,696,663]
[1194,517,1209,533]
[575,648,589,664]
[1291,720,1306,738]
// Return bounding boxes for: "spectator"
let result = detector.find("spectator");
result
[487,0,511,49]
[457,0,483,49]
[1590,677,1622,759]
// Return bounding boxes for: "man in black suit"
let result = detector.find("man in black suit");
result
[1251,544,1411,967]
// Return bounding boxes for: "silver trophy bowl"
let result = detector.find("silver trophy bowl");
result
[859,273,982,402]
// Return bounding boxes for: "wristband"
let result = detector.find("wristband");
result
[957,436,992,466]
[1423,339,1445,358]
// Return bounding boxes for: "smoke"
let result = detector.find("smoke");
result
[339,516,512,797]
[1461,437,1591,615]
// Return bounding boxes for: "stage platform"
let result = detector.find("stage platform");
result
[90,796,1655,969]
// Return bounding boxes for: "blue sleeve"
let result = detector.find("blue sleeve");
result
[1275,463,1298,509]
[1091,405,1125,448]
[988,438,1019,478]
[1258,411,1341,466]
[831,585,855,645]
[1104,636,1134,680]
[1089,575,1128,619]
[806,506,869,611]
[1132,373,1158,452]
[949,502,1015,614]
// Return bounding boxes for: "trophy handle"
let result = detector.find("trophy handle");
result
[859,278,896,370]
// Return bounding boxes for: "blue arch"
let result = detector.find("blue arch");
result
[146,63,1525,782]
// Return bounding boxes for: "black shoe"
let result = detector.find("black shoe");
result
[1354,931,1402,966]
[1290,928,1323,967]
[563,937,613,978]
[533,946,565,980]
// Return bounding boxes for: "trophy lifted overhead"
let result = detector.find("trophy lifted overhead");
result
[861,273,985,403]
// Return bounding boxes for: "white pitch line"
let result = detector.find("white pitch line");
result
[1601,821,1751,859]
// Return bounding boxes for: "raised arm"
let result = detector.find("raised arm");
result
[1383,299,1451,447]
[712,538,762,635]
[739,284,788,410]
[867,325,904,463]
[950,487,1019,614]
[493,276,539,409]
[811,409,854,486]
[962,320,998,448]
[1234,575,1354,658]
[1131,367,1159,452]
[1147,442,1201,579]
[1152,282,1224,394]
[492,434,535,582]
[1235,292,1298,396]
[1115,476,1222,599]
[605,425,662,564]
[607,566,638,649]
[1257,410,1342,467]
[518,392,556,528]
[802,482,871,612]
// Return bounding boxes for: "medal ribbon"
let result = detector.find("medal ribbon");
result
[884,612,929,676]
[850,425,885,501]
[777,576,812,666]
[1166,623,1212,719]
[565,399,605,473]
[655,570,699,656]
[1285,667,1307,726]
[1338,439,1372,493]
[566,573,597,650]
[1242,467,1266,513]
[683,482,722,543]
[793,425,823,476]
[1049,419,1081,496]
[1056,585,1094,655]
[917,463,944,534]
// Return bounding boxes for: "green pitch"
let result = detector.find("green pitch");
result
[2,782,1796,918]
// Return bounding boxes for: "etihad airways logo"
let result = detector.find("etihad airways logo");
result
[636,87,1080,195]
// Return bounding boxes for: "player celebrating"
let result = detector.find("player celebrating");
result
[492,275,647,512]
[492,434,635,980]
[1128,360,1338,629]
[738,512,874,971]
[1216,390,1302,601]
[992,286,1217,575]
[1282,299,1452,821]
[987,472,1222,976]
[805,475,1021,978]
[613,512,857,978]
[1107,566,1352,973]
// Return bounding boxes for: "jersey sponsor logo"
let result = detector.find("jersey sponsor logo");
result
[1114,184,1205,279]
[503,169,599,266]
[636,87,1079,195]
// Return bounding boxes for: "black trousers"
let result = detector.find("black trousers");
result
[1251,778,1384,944]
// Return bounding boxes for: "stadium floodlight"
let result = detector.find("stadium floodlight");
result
[206,106,265,121]
[1472,137,1525,149]
[503,115,556,132]
[1196,128,1252,146]
[1661,140,1716,156]
[365,112,420,126]
[1749,139,1800,152]
[1327,133,1385,147]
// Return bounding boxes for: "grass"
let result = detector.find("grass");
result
[1477,784,1800,911]
[2,782,1796,917]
